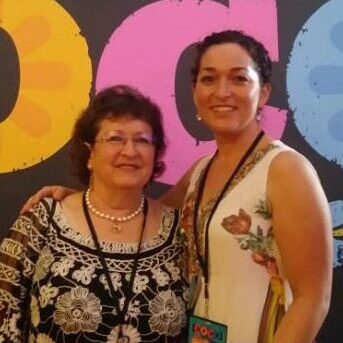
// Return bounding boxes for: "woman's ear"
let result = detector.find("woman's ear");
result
[87,160,92,171]
[258,82,272,108]
[84,142,92,170]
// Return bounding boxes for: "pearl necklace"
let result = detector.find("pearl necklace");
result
[85,189,145,233]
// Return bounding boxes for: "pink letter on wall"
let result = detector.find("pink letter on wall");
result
[96,0,284,184]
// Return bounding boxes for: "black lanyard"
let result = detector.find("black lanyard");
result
[82,193,148,336]
[192,130,264,317]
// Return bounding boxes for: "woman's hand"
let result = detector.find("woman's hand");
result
[20,186,77,214]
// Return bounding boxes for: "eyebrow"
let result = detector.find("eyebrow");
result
[200,66,249,73]
[103,130,152,137]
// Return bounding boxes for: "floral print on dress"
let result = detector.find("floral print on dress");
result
[222,208,251,235]
[30,296,40,328]
[106,324,141,343]
[165,261,180,280]
[0,312,21,342]
[51,256,75,277]
[39,283,59,308]
[33,246,54,282]
[130,274,149,294]
[152,268,170,286]
[99,272,122,292]
[181,143,290,343]
[72,265,96,285]
[181,144,279,281]
[53,286,102,334]
[127,300,141,319]
[221,201,280,278]
[180,191,199,278]
[0,199,188,342]
[149,290,186,336]
[36,333,55,343]
[7,312,21,335]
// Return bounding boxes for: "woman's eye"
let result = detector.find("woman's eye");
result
[134,137,152,146]
[199,75,215,84]
[107,135,125,143]
[233,75,249,84]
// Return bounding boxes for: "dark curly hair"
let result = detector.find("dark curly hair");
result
[191,30,272,85]
[70,85,166,186]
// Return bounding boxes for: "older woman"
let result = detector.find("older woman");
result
[19,31,332,343]
[0,85,189,342]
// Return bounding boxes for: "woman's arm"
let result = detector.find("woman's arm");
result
[268,150,332,343]
[20,186,77,214]
[159,161,199,209]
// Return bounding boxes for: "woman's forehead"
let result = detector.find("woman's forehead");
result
[200,43,256,69]
[98,117,153,134]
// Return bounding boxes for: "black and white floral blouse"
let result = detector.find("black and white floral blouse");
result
[0,198,189,343]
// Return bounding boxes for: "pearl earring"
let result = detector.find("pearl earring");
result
[256,108,263,122]
[196,113,202,121]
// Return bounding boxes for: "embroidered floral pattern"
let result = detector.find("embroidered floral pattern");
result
[30,296,40,328]
[33,246,54,282]
[0,312,21,342]
[72,265,96,285]
[0,199,188,342]
[53,286,102,333]
[51,256,75,277]
[99,272,122,292]
[131,274,149,294]
[39,283,58,308]
[36,333,55,343]
[149,290,186,336]
[106,324,141,343]
[127,300,141,319]
[7,312,20,336]
[180,191,199,277]
[165,261,180,280]
[152,268,170,286]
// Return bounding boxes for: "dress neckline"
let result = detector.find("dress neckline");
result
[48,200,177,254]
[198,141,279,214]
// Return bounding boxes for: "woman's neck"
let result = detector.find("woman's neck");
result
[88,184,144,214]
[214,125,263,160]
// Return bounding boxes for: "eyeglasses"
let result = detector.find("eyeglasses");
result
[94,133,155,148]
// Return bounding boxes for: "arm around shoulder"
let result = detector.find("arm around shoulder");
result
[267,150,332,343]
[159,160,200,209]
[20,185,78,214]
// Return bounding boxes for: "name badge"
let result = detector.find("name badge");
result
[188,314,228,342]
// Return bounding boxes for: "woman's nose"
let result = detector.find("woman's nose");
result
[120,139,138,156]
[215,79,232,98]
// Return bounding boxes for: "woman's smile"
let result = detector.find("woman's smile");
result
[210,105,237,112]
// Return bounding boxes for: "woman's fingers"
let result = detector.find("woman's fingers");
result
[20,185,71,214]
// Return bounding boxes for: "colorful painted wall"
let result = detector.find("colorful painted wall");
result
[0,0,342,341]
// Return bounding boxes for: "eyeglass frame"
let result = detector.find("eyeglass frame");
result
[93,132,156,149]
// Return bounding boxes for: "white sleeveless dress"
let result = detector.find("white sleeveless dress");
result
[181,141,294,343]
